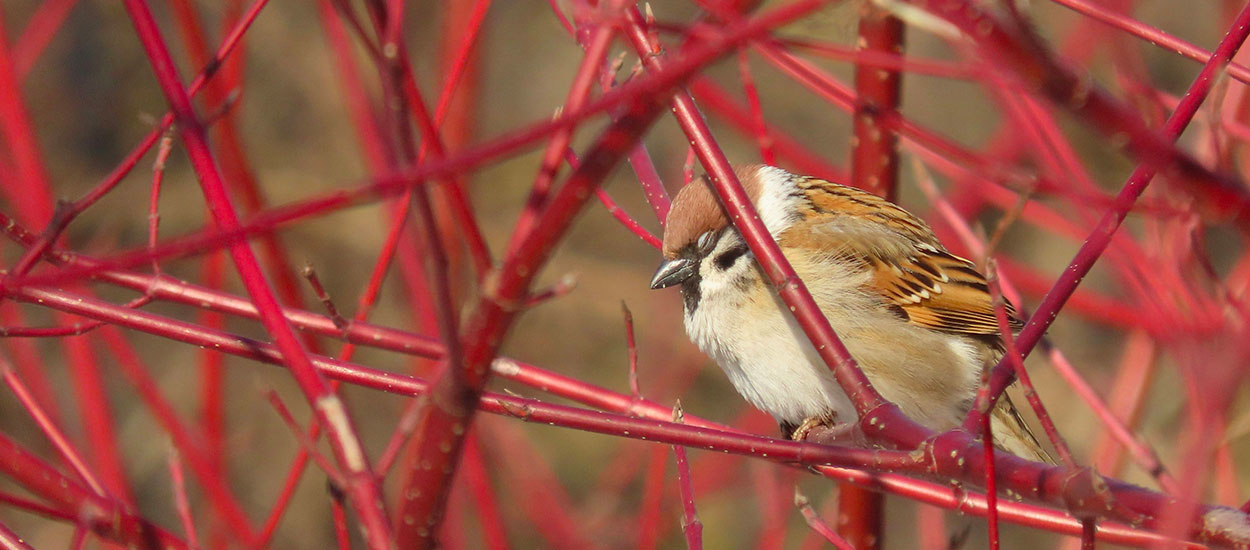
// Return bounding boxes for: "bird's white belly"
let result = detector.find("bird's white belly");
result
[684,291,857,427]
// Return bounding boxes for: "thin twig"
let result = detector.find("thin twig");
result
[166,447,200,549]
[794,487,855,550]
[302,263,350,332]
[672,403,703,550]
[262,388,347,487]
[0,361,108,498]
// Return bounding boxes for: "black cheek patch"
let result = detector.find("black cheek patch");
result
[681,271,702,313]
[713,244,749,271]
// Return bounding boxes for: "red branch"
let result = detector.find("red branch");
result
[117,1,393,548]
[4,208,1241,547]
[839,3,906,543]
[968,0,1250,426]
[393,3,834,545]
[7,1,1250,547]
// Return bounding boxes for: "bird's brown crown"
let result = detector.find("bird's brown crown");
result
[661,164,770,258]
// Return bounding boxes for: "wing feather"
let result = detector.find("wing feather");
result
[869,251,1023,337]
[788,175,1024,337]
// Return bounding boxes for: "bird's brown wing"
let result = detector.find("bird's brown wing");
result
[860,243,1053,462]
[792,175,1021,335]
[865,244,1024,337]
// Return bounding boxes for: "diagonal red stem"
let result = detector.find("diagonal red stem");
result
[393,4,834,545]
[965,0,1250,430]
[117,1,393,548]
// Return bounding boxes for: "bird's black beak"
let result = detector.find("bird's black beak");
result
[649,258,695,290]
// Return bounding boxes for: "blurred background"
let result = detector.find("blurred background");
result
[1,0,1246,548]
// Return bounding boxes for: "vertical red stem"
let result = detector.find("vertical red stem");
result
[850,4,903,201]
[672,412,702,550]
[61,331,134,505]
[983,410,1000,550]
[117,3,393,548]
[836,486,884,549]
[839,6,905,538]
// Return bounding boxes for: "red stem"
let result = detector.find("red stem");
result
[1049,0,1250,86]
[914,0,1246,208]
[0,432,189,549]
[504,15,617,255]
[689,76,848,182]
[394,83,669,549]
[0,363,107,498]
[837,4,907,543]
[2,0,269,291]
[552,11,676,224]
[737,49,776,165]
[393,4,830,545]
[118,2,393,548]
[672,407,703,550]
[0,520,35,550]
[166,449,200,549]
[366,6,478,543]
[460,437,511,549]
[480,421,588,547]
[331,491,353,550]
[168,0,321,353]
[987,264,1077,467]
[11,0,78,80]
[984,402,1001,550]
[596,188,663,248]
[967,0,1250,428]
[61,328,133,505]
[262,389,347,486]
[637,445,668,550]
[1090,332,1162,481]
[795,488,855,550]
[850,4,904,201]
[5,28,864,295]
[99,326,258,541]
[10,273,1240,546]
[430,0,494,278]
[195,248,229,531]
[0,8,54,228]
[915,169,1176,488]
[1083,518,1098,550]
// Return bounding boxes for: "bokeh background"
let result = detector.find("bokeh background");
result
[1,0,1246,548]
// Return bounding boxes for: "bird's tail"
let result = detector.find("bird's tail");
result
[989,394,1054,464]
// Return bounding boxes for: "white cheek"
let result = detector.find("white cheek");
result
[751,165,800,236]
[696,254,750,297]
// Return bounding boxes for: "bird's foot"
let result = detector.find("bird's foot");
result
[790,415,840,440]
[802,422,869,447]
[789,414,869,447]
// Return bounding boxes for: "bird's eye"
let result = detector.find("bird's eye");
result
[714,244,749,271]
[696,231,716,254]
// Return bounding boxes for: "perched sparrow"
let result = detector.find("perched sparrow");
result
[650,164,1047,461]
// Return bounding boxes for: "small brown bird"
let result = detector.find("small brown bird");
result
[650,164,1046,461]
